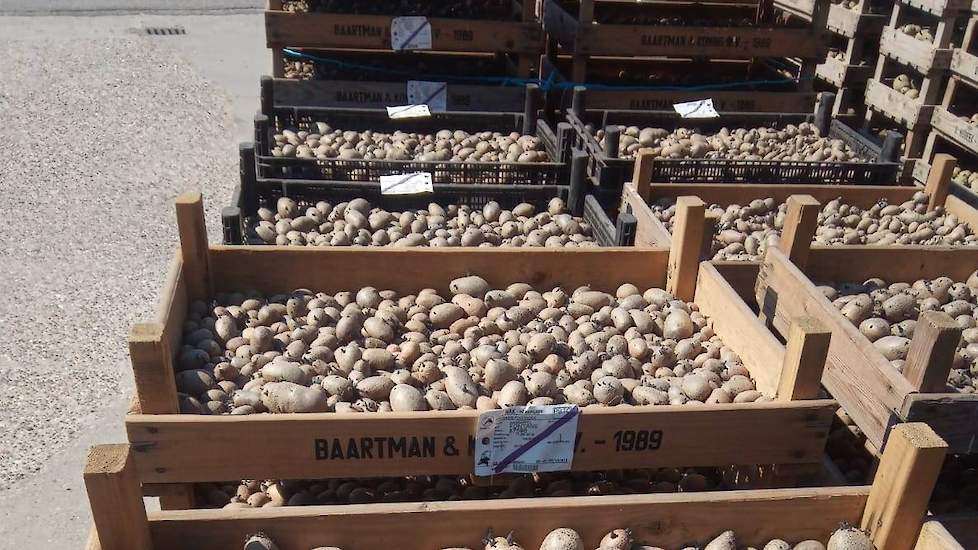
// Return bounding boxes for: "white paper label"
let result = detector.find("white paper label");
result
[474,405,579,476]
[391,16,432,50]
[386,104,431,119]
[407,80,448,112]
[380,172,433,195]
[673,98,720,119]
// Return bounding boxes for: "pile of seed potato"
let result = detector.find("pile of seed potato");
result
[173,276,765,416]
[890,74,920,99]
[252,197,596,247]
[244,526,875,550]
[273,125,550,163]
[953,166,978,190]
[595,123,868,162]
[819,272,978,391]
[209,468,724,509]
[898,23,935,42]
[649,191,977,261]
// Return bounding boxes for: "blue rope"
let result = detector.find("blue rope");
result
[282,48,813,93]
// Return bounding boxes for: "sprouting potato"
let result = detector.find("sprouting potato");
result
[175,277,764,418]
[251,198,596,248]
[650,192,977,261]
[272,126,548,163]
[596,122,867,162]
[825,271,978,390]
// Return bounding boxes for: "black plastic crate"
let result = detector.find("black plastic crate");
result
[229,143,635,247]
[254,100,566,185]
[565,90,903,190]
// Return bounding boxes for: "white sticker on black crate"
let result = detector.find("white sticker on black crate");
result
[673,98,720,119]
[474,405,579,477]
[380,172,433,195]
[407,80,448,112]
[391,16,432,50]
[386,104,431,119]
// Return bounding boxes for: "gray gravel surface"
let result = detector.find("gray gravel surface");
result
[0,14,238,541]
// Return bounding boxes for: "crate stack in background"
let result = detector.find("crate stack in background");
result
[863,0,976,156]
[541,0,830,113]
[812,0,893,119]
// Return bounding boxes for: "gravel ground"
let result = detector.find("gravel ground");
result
[0,14,240,535]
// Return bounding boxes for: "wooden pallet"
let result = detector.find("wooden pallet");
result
[266,0,541,76]
[125,193,838,499]
[621,149,969,248]
[83,423,947,550]
[543,0,830,83]
[752,164,978,454]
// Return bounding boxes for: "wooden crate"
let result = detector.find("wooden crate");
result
[84,423,947,550]
[879,26,954,73]
[753,179,978,453]
[543,0,829,82]
[927,23,978,157]
[864,78,935,155]
[124,193,837,491]
[949,17,978,84]
[817,54,876,88]
[541,56,817,113]
[827,2,890,36]
[265,0,541,76]
[917,515,978,548]
[620,149,965,248]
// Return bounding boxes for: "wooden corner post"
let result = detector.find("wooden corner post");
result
[667,196,706,302]
[861,423,947,550]
[903,311,961,393]
[84,444,153,550]
[175,192,211,302]
[778,317,831,401]
[924,153,957,212]
[631,149,655,201]
[129,323,178,415]
[778,194,821,271]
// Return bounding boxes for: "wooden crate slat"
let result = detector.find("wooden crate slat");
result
[880,27,953,73]
[818,55,875,87]
[208,246,670,295]
[144,488,871,550]
[126,400,836,483]
[265,11,541,54]
[902,392,978,453]
[271,78,528,112]
[865,78,935,127]
[574,26,827,58]
[582,90,817,114]
[950,47,978,85]
[931,105,978,155]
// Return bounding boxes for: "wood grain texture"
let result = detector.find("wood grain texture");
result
[271,78,527,112]
[208,247,670,295]
[711,261,762,304]
[145,487,869,550]
[862,423,947,550]
[779,194,821,270]
[695,262,786,397]
[902,392,978,454]
[914,518,968,550]
[756,248,914,451]
[666,197,706,301]
[84,445,152,550]
[945,194,978,232]
[632,150,655,200]
[903,311,961,393]
[779,318,831,401]
[577,24,825,58]
[129,323,178,416]
[805,246,978,282]
[645,184,917,206]
[925,153,957,211]
[126,400,836,483]
[621,181,671,247]
[265,11,541,53]
[174,192,210,302]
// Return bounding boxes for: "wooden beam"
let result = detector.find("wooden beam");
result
[903,311,961,393]
[620,182,672,247]
[174,192,210,302]
[924,153,956,212]
[778,194,821,271]
[126,401,836,483]
[632,149,655,201]
[778,317,831,401]
[129,323,178,415]
[84,445,153,550]
[914,519,967,550]
[666,196,706,301]
[694,262,787,398]
[805,246,978,283]
[208,247,671,297]
[861,423,947,550]
[144,488,869,550]
[643,183,916,208]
